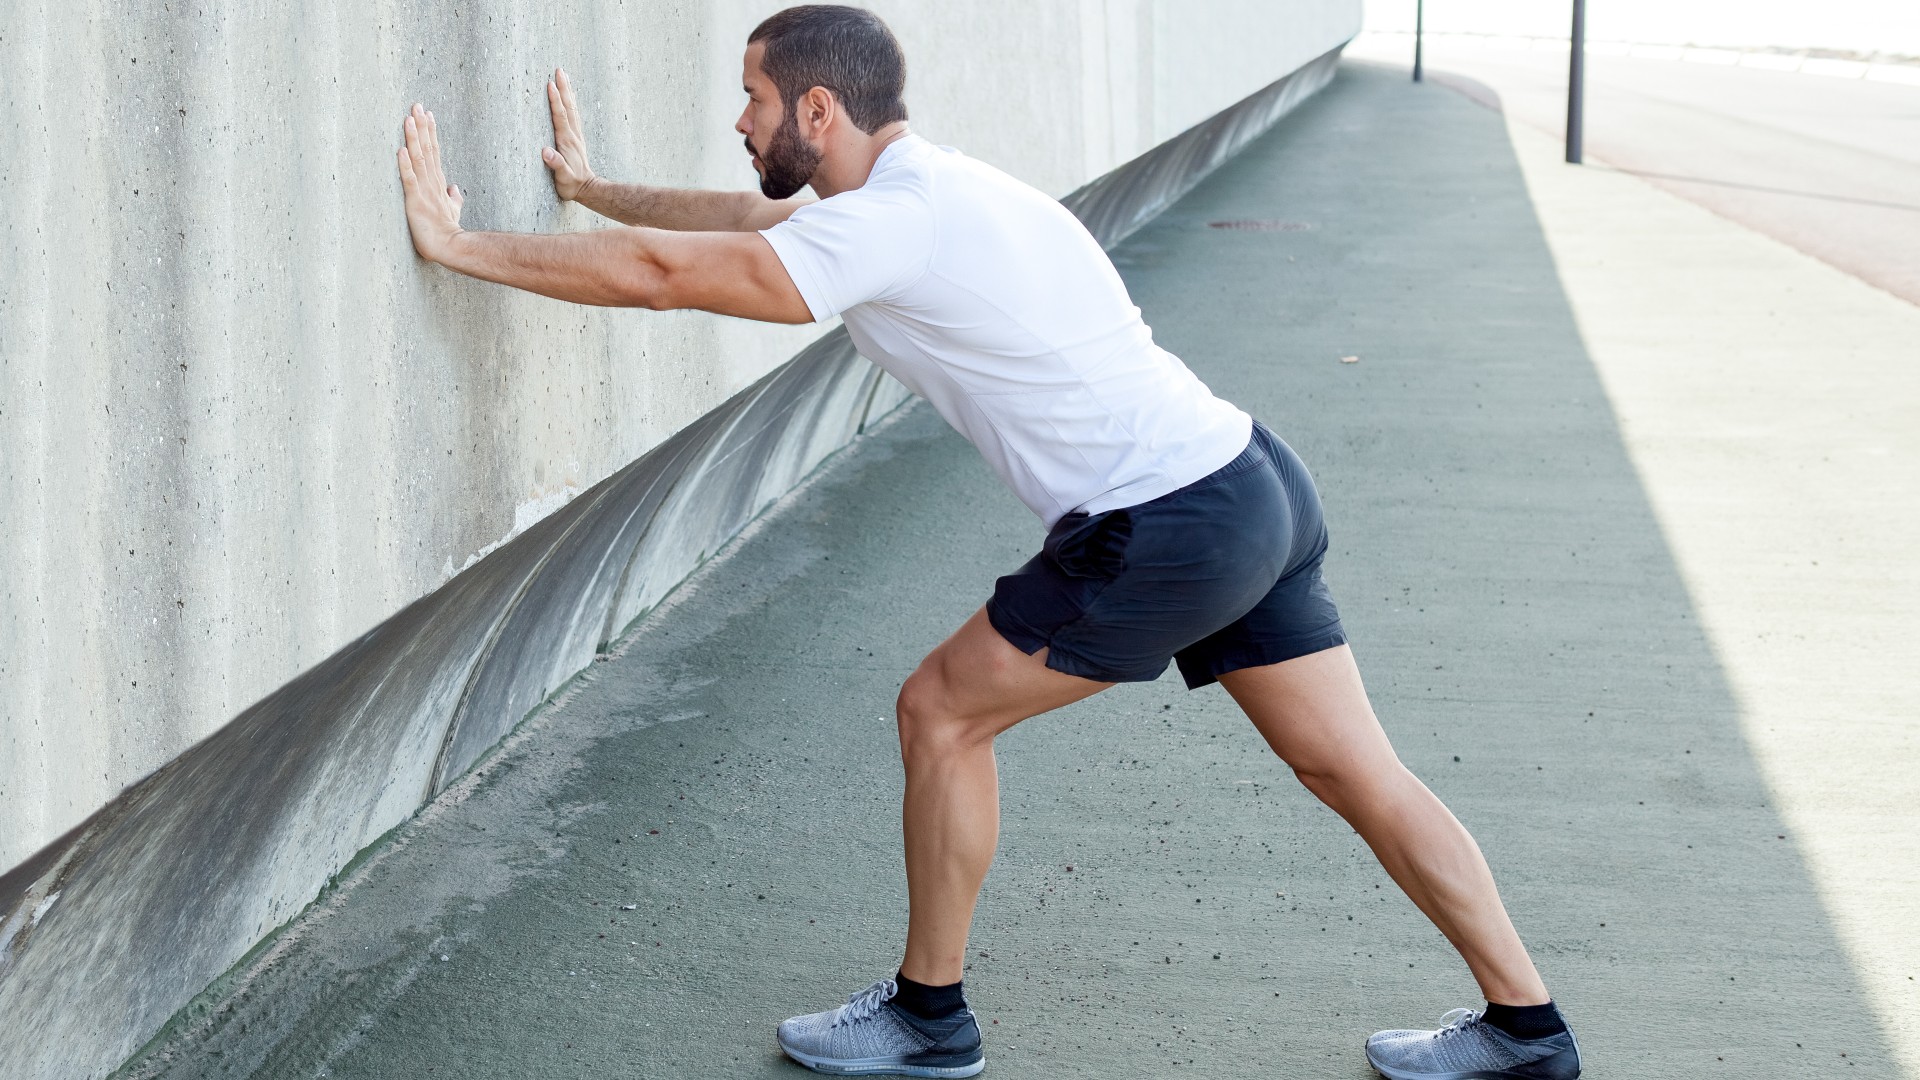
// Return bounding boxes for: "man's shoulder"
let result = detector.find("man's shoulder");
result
[862,153,945,206]
[780,169,930,237]
[808,148,937,217]
[864,135,1041,207]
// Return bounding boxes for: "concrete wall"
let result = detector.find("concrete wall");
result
[0,0,1358,878]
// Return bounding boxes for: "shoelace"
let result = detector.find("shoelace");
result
[831,979,899,1028]
[1435,1008,1483,1038]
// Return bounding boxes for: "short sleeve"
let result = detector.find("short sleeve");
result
[760,185,934,322]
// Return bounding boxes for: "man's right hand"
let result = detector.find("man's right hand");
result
[533,70,803,233]
[543,67,596,202]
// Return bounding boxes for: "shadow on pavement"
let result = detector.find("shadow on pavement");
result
[118,61,1903,1080]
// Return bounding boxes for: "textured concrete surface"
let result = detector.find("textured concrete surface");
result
[116,62,1917,1079]
[1346,33,1920,305]
[0,0,1361,872]
[0,332,904,1080]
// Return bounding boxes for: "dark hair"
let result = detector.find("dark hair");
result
[748,5,908,134]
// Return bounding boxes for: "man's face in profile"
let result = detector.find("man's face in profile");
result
[737,43,822,200]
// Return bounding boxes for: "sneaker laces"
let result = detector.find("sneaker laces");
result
[832,979,899,1028]
[1435,1008,1483,1038]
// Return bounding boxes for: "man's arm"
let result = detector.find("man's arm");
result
[542,67,804,233]
[571,178,804,233]
[399,104,812,323]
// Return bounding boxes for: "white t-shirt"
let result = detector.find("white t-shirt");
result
[761,134,1251,528]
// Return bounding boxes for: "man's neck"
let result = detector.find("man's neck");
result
[809,123,913,199]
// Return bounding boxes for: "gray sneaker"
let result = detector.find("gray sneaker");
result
[1366,1008,1581,1080]
[777,978,986,1077]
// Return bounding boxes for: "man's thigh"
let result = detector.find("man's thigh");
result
[903,607,1113,740]
[1214,644,1400,779]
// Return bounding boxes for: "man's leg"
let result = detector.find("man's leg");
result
[1216,644,1550,1006]
[895,607,1112,984]
[775,607,1111,1077]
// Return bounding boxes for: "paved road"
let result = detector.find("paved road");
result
[1348,34,1920,305]
[116,62,1916,1079]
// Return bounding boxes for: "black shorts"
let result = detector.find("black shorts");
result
[986,421,1346,688]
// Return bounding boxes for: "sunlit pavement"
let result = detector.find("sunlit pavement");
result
[1462,59,1920,1071]
[1349,36,1920,1070]
[1348,32,1920,306]
[117,61,1919,1080]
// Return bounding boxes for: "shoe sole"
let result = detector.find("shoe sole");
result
[1374,1060,1520,1068]
[779,1043,986,1078]
[1367,1049,1581,1080]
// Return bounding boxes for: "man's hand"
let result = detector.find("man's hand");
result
[397,103,465,263]
[391,85,809,322]
[543,67,596,202]
[537,66,802,231]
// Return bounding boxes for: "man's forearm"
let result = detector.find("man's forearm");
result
[575,178,800,232]
[436,228,661,307]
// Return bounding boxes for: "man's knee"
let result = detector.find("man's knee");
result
[1291,758,1411,817]
[896,669,990,762]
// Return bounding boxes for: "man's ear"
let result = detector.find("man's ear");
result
[800,85,837,139]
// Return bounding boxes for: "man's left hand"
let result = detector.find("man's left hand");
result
[397,103,465,262]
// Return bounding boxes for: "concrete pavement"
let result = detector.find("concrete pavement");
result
[1489,64,1920,1072]
[115,61,1918,1079]
[1345,33,1920,306]
[1345,39,1920,1064]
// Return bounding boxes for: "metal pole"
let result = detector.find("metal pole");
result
[1413,0,1425,82]
[1566,0,1585,163]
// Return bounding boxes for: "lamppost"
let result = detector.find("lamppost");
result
[1567,0,1586,163]
[1414,0,1425,82]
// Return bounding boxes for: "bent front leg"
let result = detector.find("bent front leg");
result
[895,607,1111,985]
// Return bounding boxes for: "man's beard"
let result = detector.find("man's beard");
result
[747,111,822,200]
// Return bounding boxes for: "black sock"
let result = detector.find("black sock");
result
[892,971,966,1020]
[1481,1000,1567,1041]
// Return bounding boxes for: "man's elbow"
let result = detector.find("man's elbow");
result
[618,266,676,310]
[631,287,675,312]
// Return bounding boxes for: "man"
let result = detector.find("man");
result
[396,7,1582,1078]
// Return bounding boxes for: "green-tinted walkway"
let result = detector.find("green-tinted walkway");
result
[118,62,1912,1079]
